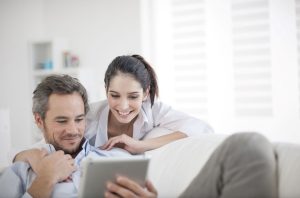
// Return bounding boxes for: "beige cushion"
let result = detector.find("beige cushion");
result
[274,143,300,198]
[146,134,226,197]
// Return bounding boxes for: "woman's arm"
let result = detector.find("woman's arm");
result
[142,131,187,150]
[14,149,47,172]
[151,100,214,137]
[100,131,187,154]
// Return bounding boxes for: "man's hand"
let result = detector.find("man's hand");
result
[35,150,76,183]
[100,134,146,154]
[27,151,76,198]
[105,176,157,198]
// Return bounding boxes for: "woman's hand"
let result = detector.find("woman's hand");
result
[105,176,157,198]
[14,148,48,173]
[100,134,146,154]
[100,132,187,154]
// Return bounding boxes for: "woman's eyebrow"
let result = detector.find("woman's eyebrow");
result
[128,92,140,94]
[109,90,140,94]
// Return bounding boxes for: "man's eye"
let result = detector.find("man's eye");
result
[111,95,119,98]
[57,120,67,123]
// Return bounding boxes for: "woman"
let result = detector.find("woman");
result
[84,54,213,153]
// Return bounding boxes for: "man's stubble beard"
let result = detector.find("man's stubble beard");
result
[43,128,83,156]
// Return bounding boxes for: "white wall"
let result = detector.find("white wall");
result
[0,0,142,148]
[42,0,142,99]
[0,0,44,149]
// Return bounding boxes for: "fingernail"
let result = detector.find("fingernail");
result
[117,176,123,182]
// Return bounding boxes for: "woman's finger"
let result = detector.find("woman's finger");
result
[100,137,116,149]
[106,137,123,150]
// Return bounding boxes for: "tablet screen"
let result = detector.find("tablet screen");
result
[78,157,150,198]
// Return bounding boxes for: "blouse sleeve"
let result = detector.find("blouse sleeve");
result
[0,162,32,198]
[149,100,213,137]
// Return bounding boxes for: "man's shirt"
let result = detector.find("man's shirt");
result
[0,139,132,198]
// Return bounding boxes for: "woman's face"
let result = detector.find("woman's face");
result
[106,73,148,124]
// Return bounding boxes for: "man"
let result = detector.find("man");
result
[0,74,157,198]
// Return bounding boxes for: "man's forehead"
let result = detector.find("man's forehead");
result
[46,93,85,117]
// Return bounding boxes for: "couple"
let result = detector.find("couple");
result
[1,55,277,197]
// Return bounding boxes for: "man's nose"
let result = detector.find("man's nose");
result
[66,121,78,134]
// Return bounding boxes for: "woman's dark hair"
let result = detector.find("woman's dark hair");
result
[104,54,159,106]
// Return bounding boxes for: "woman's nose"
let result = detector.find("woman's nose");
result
[119,98,129,109]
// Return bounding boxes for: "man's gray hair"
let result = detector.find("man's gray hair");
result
[32,74,89,119]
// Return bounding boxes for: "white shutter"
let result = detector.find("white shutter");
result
[171,0,208,117]
[296,0,300,116]
[232,0,273,116]
[144,0,300,143]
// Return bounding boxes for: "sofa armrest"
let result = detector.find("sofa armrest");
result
[274,143,300,198]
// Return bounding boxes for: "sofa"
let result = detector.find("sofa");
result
[145,133,300,198]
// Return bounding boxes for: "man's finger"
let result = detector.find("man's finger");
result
[146,180,157,194]
[106,181,137,198]
[116,176,145,196]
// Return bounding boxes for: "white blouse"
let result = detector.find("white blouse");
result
[85,99,213,147]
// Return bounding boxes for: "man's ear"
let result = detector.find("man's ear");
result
[34,113,44,130]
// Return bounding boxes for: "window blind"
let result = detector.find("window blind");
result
[296,0,300,116]
[232,0,273,116]
[171,0,208,117]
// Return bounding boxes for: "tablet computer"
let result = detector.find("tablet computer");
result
[78,157,150,198]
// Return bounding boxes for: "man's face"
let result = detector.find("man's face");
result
[35,93,86,155]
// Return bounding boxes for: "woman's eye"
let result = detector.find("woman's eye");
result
[129,95,139,99]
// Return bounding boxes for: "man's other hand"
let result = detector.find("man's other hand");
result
[105,176,157,198]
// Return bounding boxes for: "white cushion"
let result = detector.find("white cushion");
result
[146,134,226,197]
[274,142,300,198]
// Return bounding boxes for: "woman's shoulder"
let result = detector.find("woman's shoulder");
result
[87,100,108,119]
[143,98,170,111]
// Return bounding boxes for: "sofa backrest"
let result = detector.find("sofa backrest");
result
[146,134,226,197]
[274,142,300,198]
[147,134,300,198]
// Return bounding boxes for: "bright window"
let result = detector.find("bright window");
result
[142,0,300,143]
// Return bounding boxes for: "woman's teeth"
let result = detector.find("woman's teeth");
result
[118,111,130,116]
